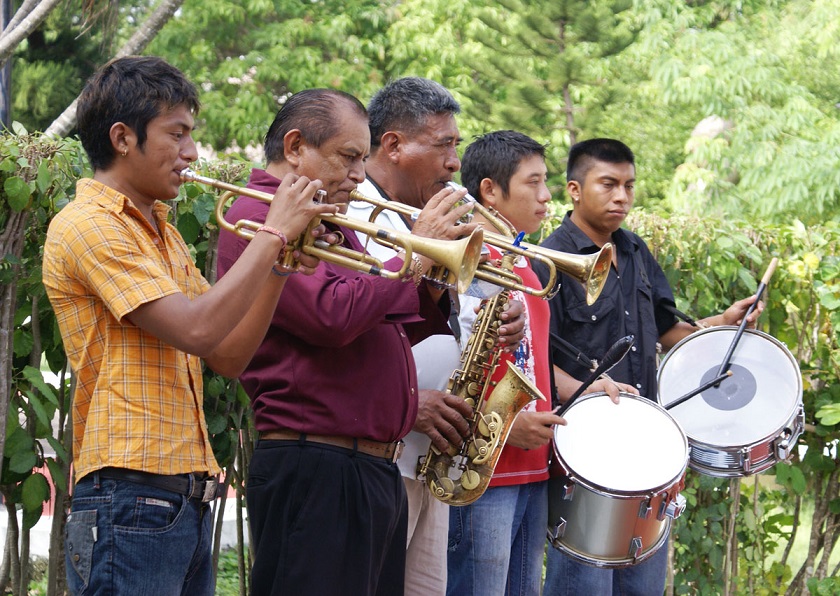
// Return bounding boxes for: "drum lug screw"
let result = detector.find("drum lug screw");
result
[664,494,687,520]
[560,481,575,501]
[629,537,644,559]
[547,519,567,548]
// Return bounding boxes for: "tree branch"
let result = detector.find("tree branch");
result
[45,0,186,138]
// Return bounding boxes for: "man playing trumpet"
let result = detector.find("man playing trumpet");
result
[43,56,336,595]
[216,88,480,596]
[347,78,527,596]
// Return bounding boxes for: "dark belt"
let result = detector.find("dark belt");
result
[96,467,221,503]
[260,430,404,463]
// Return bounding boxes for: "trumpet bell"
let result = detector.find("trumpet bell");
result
[553,243,612,306]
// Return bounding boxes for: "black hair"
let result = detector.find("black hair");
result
[461,130,546,200]
[263,89,367,163]
[367,77,460,148]
[566,138,635,184]
[76,56,200,170]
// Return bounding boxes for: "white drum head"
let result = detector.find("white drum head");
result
[658,327,802,448]
[553,393,687,493]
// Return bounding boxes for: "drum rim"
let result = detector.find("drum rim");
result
[552,392,689,496]
[656,326,803,446]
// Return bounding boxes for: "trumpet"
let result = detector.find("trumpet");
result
[180,169,484,292]
[348,187,612,305]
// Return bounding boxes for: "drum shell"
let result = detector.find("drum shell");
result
[548,392,687,568]
[657,327,804,477]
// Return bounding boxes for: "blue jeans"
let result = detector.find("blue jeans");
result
[447,481,548,596]
[543,534,669,596]
[65,473,214,596]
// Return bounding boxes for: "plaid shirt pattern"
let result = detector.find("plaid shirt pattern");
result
[43,179,220,481]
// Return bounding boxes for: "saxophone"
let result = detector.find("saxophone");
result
[417,203,546,506]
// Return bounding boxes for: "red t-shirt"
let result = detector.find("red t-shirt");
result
[460,246,552,487]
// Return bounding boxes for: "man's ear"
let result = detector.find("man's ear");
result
[567,180,581,203]
[283,129,304,167]
[379,131,402,163]
[109,122,135,156]
[479,178,501,208]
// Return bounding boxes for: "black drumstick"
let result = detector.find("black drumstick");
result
[549,331,595,370]
[662,303,700,328]
[714,258,778,384]
[558,335,635,416]
[665,370,733,410]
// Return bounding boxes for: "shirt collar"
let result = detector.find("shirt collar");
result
[77,178,172,221]
[562,210,639,256]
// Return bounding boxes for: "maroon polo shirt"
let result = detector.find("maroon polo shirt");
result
[216,169,451,442]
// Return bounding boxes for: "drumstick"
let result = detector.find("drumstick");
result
[558,335,635,416]
[714,257,778,383]
[664,370,733,410]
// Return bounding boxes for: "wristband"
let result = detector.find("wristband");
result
[271,265,294,278]
[256,225,288,258]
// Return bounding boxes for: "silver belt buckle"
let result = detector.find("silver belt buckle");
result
[201,477,219,502]
[390,441,404,464]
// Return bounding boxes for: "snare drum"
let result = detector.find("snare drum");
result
[657,326,804,477]
[547,392,688,568]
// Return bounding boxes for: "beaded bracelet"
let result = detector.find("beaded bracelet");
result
[256,225,288,259]
[271,265,294,278]
[398,251,424,287]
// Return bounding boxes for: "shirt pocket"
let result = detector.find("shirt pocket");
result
[563,294,617,355]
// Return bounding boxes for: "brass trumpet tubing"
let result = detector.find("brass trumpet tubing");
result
[183,169,483,289]
[348,187,612,304]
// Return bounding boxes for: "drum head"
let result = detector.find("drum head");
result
[553,393,687,493]
[657,327,802,448]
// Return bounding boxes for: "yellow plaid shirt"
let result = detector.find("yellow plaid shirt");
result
[43,179,221,481]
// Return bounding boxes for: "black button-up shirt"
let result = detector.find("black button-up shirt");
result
[535,213,678,399]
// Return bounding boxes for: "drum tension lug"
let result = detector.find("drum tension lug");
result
[629,537,644,560]
[740,446,752,474]
[547,519,567,549]
[662,494,687,520]
[638,499,653,520]
[560,481,575,501]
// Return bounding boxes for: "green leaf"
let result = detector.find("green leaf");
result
[22,507,43,532]
[5,176,32,211]
[177,212,201,245]
[36,160,52,194]
[22,389,52,428]
[206,376,227,399]
[21,472,49,513]
[815,403,840,426]
[9,450,37,474]
[788,465,807,494]
[46,435,69,462]
[22,365,60,407]
[205,410,227,435]
[45,459,67,493]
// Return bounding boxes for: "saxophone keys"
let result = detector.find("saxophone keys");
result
[460,469,481,491]
[430,477,456,500]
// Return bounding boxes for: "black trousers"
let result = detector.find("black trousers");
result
[247,440,408,596]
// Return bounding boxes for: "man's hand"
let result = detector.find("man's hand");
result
[722,295,764,328]
[412,186,480,241]
[506,410,566,451]
[581,377,638,404]
[497,299,525,354]
[413,390,473,452]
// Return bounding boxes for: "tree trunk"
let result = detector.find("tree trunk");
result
[0,0,63,67]
[47,366,72,596]
[45,0,187,138]
[0,209,31,481]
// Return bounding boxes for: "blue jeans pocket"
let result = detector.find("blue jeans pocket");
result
[65,509,97,590]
